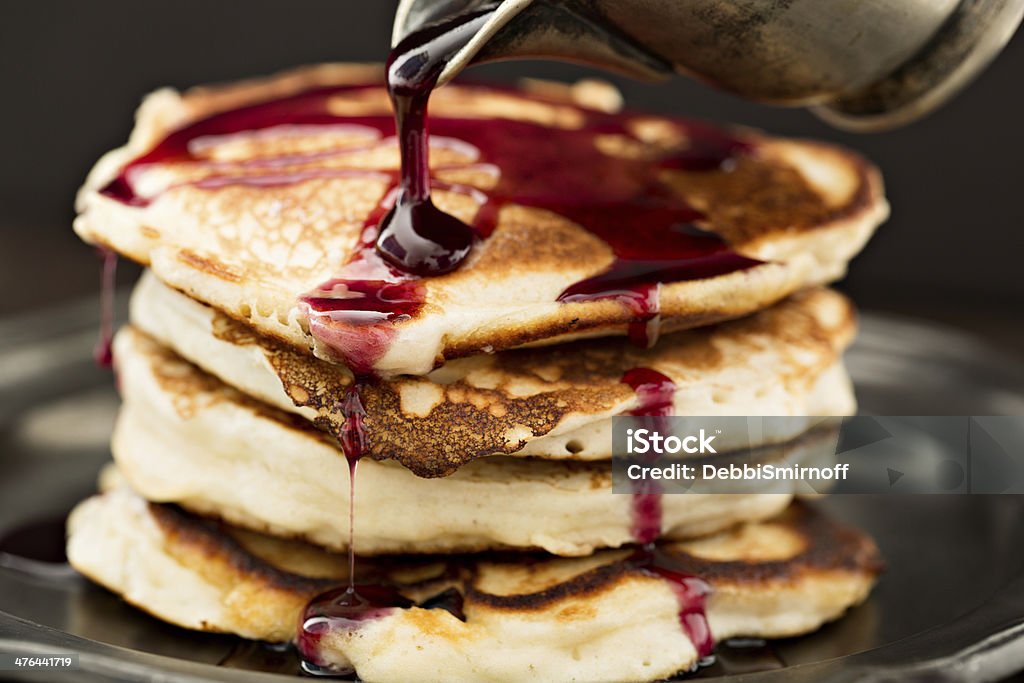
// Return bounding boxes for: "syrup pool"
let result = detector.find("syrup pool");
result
[99,5,759,371]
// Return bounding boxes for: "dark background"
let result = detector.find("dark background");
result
[1,1,1022,350]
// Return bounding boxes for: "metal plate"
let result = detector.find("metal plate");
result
[1,298,1023,682]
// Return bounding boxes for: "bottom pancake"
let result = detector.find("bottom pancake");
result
[67,489,881,682]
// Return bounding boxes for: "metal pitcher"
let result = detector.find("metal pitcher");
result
[393,0,1024,131]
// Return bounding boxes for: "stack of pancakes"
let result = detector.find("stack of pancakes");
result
[67,65,887,681]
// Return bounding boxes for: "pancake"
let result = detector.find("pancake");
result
[113,328,844,556]
[110,326,846,555]
[75,63,887,377]
[129,272,856,477]
[67,489,881,682]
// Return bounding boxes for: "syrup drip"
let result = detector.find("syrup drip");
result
[622,368,715,661]
[99,6,760,371]
[94,248,118,367]
[626,547,715,662]
[295,382,414,676]
[338,385,367,590]
[298,209,426,376]
[622,367,675,544]
[296,382,464,676]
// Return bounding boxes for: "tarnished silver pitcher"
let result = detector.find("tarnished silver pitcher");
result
[393,0,1024,131]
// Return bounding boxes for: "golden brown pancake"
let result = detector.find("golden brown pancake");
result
[129,272,857,477]
[75,64,887,377]
[108,324,844,555]
[67,489,881,682]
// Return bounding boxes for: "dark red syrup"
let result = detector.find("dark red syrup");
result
[296,383,466,676]
[97,5,760,371]
[294,382,412,676]
[94,248,118,367]
[658,123,753,172]
[626,546,715,662]
[337,385,367,588]
[296,583,413,676]
[375,9,494,275]
[621,367,715,662]
[622,368,675,545]
[316,237,432,378]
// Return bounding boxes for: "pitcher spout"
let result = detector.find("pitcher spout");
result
[392,0,672,87]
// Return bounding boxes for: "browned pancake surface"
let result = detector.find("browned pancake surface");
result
[145,499,882,635]
[76,64,886,376]
[131,286,855,476]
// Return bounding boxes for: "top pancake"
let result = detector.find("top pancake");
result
[75,63,887,377]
